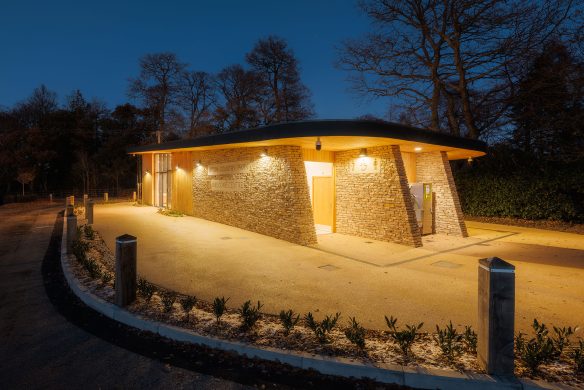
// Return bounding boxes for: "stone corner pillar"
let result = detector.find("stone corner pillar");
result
[115,234,137,307]
[477,256,515,377]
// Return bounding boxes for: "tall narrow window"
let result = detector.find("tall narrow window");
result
[154,153,172,209]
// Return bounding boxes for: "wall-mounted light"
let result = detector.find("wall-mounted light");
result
[315,137,322,151]
[196,160,202,167]
[359,148,368,157]
[467,156,473,164]
[260,148,268,157]
[176,163,180,170]
[414,147,422,152]
[145,169,151,175]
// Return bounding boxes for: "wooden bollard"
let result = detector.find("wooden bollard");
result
[115,234,137,307]
[478,257,515,376]
[49,193,53,202]
[66,214,77,253]
[132,191,137,202]
[83,194,88,209]
[104,192,109,202]
[66,204,74,217]
[86,200,94,224]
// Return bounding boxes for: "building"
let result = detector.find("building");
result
[128,120,486,247]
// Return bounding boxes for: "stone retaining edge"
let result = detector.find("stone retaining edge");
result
[60,216,561,390]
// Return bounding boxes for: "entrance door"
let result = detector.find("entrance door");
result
[312,176,334,226]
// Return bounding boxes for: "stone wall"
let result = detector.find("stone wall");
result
[335,146,422,247]
[416,151,468,237]
[191,146,317,246]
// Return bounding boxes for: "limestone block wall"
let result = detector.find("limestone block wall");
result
[191,146,317,246]
[335,145,422,247]
[416,151,468,237]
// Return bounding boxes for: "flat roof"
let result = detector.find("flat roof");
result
[128,119,487,160]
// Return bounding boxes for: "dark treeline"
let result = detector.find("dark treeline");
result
[0,36,313,203]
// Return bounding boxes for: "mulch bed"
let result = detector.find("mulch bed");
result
[68,222,584,387]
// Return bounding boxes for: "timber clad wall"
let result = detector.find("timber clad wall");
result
[416,151,468,237]
[171,152,194,215]
[191,146,317,246]
[335,145,423,247]
[142,154,153,206]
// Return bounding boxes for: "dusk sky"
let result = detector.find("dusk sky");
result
[1,0,390,119]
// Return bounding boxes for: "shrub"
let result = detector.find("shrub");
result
[84,258,101,279]
[100,272,112,286]
[304,312,340,344]
[463,325,478,354]
[161,291,176,313]
[551,325,575,355]
[345,317,366,350]
[515,319,557,374]
[279,309,300,336]
[385,315,423,360]
[239,300,263,331]
[180,296,197,321]
[71,239,89,264]
[434,322,464,361]
[137,278,156,302]
[572,340,584,373]
[213,296,229,324]
[83,224,95,240]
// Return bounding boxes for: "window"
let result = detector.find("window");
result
[154,154,172,208]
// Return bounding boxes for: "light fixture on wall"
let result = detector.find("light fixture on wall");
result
[359,148,368,157]
[467,156,473,164]
[145,169,151,175]
[196,160,202,167]
[315,137,322,151]
[414,147,422,152]
[261,148,268,157]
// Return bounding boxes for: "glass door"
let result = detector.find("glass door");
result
[154,154,172,208]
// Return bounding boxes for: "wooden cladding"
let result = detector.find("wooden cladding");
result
[171,152,194,215]
[302,148,335,162]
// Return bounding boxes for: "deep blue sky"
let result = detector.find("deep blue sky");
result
[0,0,390,119]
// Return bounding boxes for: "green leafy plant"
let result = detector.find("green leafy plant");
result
[515,319,557,374]
[304,312,340,343]
[71,239,89,264]
[572,340,584,373]
[385,315,423,360]
[434,322,464,361]
[551,325,575,355]
[279,309,300,336]
[100,272,112,286]
[213,296,229,324]
[83,224,95,240]
[239,300,263,331]
[180,296,197,321]
[161,291,176,313]
[137,278,156,302]
[463,325,478,354]
[84,258,101,279]
[344,317,366,350]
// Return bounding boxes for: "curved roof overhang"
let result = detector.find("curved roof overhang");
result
[128,119,487,160]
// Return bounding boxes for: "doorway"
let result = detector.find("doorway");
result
[154,153,172,209]
[304,161,334,234]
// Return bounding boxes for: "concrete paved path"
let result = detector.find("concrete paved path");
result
[0,202,249,389]
[94,203,584,333]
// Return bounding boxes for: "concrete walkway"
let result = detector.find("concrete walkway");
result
[94,203,584,333]
[0,202,248,389]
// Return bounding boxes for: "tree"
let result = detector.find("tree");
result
[178,71,216,137]
[511,42,584,162]
[214,65,263,131]
[16,169,35,196]
[129,52,186,142]
[339,0,579,139]
[246,36,313,123]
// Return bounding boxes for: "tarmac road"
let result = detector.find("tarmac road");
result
[0,202,250,389]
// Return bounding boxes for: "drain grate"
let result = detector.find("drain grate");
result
[431,261,462,269]
[318,264,340,271]
[220,237,232,240]
[364,241,373,244]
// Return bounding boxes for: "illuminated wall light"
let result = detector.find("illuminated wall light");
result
[414,147,422,152]
[260,148,268,157]
[467,156,473,164]
[145,169,151,175]
[196,160,202,167]
[359,148,368,157]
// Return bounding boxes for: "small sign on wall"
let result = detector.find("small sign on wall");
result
[211,180,245,192]
[208,161,249,176]
[350,157,381,174]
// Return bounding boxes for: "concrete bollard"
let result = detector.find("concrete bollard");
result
[115,234,137,307]
[104,192,109,202]
[132,191,137,202]
[86,200,94,224]
[478,257,515,376]
[66,214,78,253]
[66,204,75,217]
[49,193,53,203]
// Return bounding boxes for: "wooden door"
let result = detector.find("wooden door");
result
[313,176,334,226]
